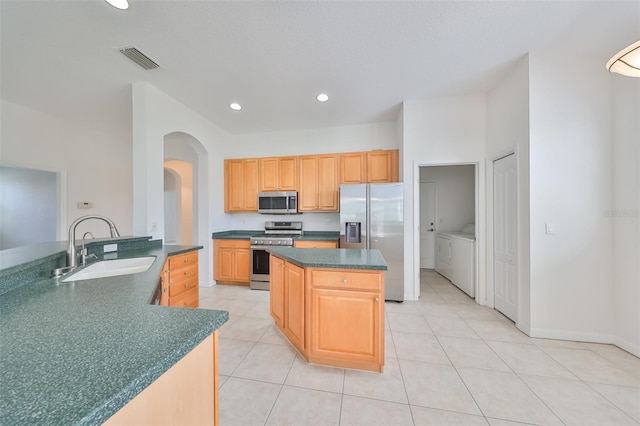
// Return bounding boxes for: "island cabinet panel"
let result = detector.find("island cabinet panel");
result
[225,159,259,212]
[298,154,339,212]
[293,240,338,249]
[340,152,367,184]
[105,332,219,426]
[259,157,298,192]
[270,255,285,328]
[213,240,250,285]
[309,288,380,366]
[160,251,199,308]
[284,262,305,351]
[367,149,399,183]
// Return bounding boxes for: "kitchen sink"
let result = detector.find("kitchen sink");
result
[61,256,156,282]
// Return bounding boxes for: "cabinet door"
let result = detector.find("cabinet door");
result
[277,157,298,191]
[284,262,305,351]
[317,155,339,210]
[340,152,366,184]
[259,158,279,191]
[225,159,245,212]
[367,150,399,183]
[270,256,285,327]
[298,156,318,211]
[234,248,251,282]
[243,159,259,211]
[217,248,236,281]
[309,288,382,365]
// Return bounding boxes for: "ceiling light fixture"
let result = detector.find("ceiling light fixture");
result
[316,93,329,102]
[606,40,640,78]
[229,103,242,111]
[105,0,129,10]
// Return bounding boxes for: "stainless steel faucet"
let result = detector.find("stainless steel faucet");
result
[81,231,97,266]
[66,215,120,268]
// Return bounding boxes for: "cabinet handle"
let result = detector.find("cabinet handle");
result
[183,258,188,263]
[184,283,189,288]
[184,271,189,275]
[342,279,348,284]
[184,301,188,306]
[375,297,379,302]
[163,288,167,293]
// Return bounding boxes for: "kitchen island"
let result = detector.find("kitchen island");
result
[0,238,228,425]
[267,247,387,372]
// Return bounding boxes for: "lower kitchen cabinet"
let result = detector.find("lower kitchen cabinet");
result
[269,254,385,372]
[104,332,219,425]
[293,240,338,249]
[160,250,199,308]
[213,239,250,285]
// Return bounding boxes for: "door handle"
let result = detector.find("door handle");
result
[428,228,434,232]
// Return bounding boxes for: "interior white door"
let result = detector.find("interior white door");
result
[494,153,518,321]
[419,181,437,268]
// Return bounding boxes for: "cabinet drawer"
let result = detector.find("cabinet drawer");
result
[169,287,199,308]
[169,251,199,269]
[169,263,198,285]
[293,240,338,249]
[310,269,383,292]
[169,275,199,297]
[214,239,250,250]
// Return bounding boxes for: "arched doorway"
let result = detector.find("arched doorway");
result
[164,161,193,245]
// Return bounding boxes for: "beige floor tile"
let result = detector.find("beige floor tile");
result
[439,336,511,372]
[486,418,537,426]
[425,315,481,339]
[259,324,290,345]
[387,312,432,334]
[219,316,272,341]
[465,319,531,343]
[540,346,640,387]
[385,331,397,358]
[418,293,447,304]
[385,300,422,314]
[393,331,450,364]
[232,342,296,384]
[265,385,341,425]
[219,374,228,389]
[457,367,561,425]
[486,340,577,379]
[521,374,636,425]
[594,349,640,380]
[343,357,408,404]
[341,395,413,425]
[399,359,481,416]
[411,406,489,425]
[589,382,640,423]
[218,377,281,426]
[218,337,256,375]
[284,355,345,393]
[439,292,476,304]
[244,301,272,319]
[456,305,503,322]
[417,302,463,318]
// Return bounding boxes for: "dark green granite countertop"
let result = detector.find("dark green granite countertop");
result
[212,230,340,242]
[266,247,387,270]
[0,244,229,425]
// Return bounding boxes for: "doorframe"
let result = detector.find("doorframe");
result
[486,146,522,326]
[418,179,437,269]
[413,161,482,303]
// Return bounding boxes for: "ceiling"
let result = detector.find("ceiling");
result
[1,1,637,140]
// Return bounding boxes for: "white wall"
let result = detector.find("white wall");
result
[486,55,531,332]
[1,100,133,239]
[611,76,640,355]
[528,48,614,343]
[419,165,475,233]
[132,83,230,286]
[401,95,487,301]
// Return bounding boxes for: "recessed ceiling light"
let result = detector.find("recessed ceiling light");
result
[105,0,129,10]
[316,93,329,102]
[229,103,242,111]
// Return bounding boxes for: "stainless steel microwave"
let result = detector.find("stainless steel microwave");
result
[257,191,298,214]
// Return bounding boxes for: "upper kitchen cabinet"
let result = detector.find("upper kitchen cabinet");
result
[299,154,339,212]
[259,157,298,192]
[224,159,259,212]
[367,149,399,183]
[340,152,367,184]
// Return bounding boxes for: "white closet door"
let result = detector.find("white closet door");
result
[420,182,437,268]
[494,153,518,321]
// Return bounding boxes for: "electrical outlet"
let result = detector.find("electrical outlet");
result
[103,243,118,253]
[151,222,158,232]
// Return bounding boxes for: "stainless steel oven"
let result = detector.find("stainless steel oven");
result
[249,221,302,290]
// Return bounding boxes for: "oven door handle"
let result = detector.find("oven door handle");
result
[251,245,270,250]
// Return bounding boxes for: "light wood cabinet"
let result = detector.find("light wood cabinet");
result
[298,154,339,212]
[293,240,338,249]
[269,256,304,353]
[213,239,250,285]
[105,332,219,426]
[259,157,298,191]
[367,149,399,183]
[160,251,199,308]
[224,159,259,212]
[340,152,367,184]
[270,254,384,372]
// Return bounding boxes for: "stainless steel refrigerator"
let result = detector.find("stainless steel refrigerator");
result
[339,183,404,302]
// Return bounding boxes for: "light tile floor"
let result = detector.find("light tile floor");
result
[199,269,640,426]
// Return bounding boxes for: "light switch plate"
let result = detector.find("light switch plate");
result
[545,223,555,234]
